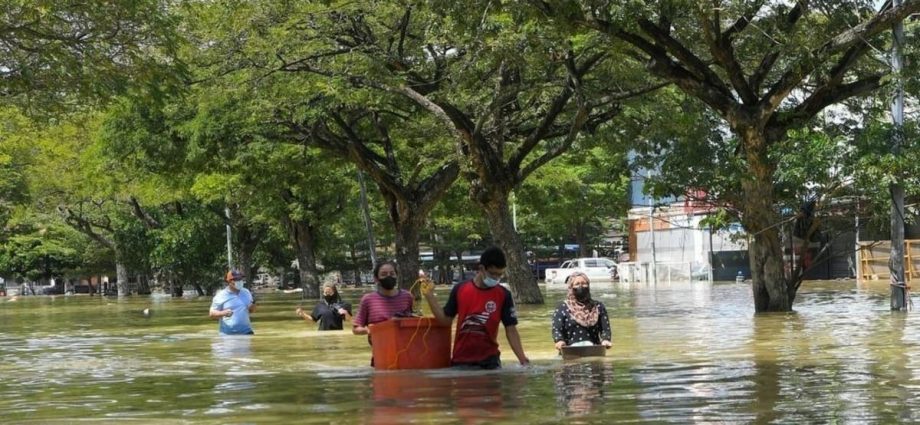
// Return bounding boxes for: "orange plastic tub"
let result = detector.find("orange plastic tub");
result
[370,316,452,370]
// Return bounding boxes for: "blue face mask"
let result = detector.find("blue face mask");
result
[482,276,500,288]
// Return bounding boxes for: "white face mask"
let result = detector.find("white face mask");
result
[234,280,246,288]
[482,276,500,288]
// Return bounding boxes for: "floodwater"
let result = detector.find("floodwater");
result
[1,280,919,424]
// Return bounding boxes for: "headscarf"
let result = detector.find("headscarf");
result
[564,272,600,328]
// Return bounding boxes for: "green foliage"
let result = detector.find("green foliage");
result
[0,0,185,113]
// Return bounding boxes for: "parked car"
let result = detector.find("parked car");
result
[544,257,618,285]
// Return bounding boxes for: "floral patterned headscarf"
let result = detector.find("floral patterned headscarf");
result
[564,272,600,327]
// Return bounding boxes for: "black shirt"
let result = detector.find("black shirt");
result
[551,302,611,345]
[310,300,352,331]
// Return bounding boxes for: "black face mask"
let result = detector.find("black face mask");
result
[573,287,590,302]
[324,295,337,303]
[379,276,397,290]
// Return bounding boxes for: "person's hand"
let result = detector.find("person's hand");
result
[337,308,347,316]
[601,340,612,349]
[223,309,233,318]
[554,340,566,351]
[295,307,304,317]
[519,356,530,367]
[420,279,435,296]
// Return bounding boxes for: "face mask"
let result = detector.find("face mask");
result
[324,295,336,303]
[379,276,397,290]
[233,280,246,288]
[482,276,500,288]
[573,286,590,302]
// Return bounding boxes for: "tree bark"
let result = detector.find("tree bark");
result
[740,131,791,312]
[286,217,321,299]
[575,221,590,257]
[393,218,422,293]
[115,260,129,296]
[136,274,151,295]
[478,195,544,304]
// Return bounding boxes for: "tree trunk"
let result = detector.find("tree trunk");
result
[238,243,256,290]
[115,261,129,297]
[350,244,362,285]
[393,219,422,293]
[277,266,287,289]
[435,248,451,285]
[235,221,261,291]
[114,245,129,296]
[741,132,791,312]
[575,221,589,257]
[456,251,465,282]
[136,274,151,295]
[287,218,321,299]
[479,196,544,304]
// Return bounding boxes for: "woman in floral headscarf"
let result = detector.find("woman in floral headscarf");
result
[551,272,612,351]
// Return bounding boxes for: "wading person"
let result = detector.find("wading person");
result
[353,261,414,364]
[423,246,530,369]
[551,272,611,351]
[296,282,352,330]
[209,270,256,335]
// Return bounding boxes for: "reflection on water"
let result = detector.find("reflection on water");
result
[2,280,920,422]
[554,361,612,418]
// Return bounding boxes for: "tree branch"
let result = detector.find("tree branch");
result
[761,0,920,113]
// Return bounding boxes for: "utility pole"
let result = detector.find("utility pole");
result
[225,206,233,270]
[647,170,658,285]
[889,0,908,311]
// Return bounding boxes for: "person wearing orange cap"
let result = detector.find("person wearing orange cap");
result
[209,270,257,335]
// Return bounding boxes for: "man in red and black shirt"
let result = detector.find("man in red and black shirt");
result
[424,246,530,369]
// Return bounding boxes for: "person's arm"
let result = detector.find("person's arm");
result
[209,297,232,320]
[338,304,352,321]
[209,307,232,319]
[244,290,256,313]
[552,305,567,350]
[295,307,316,322]
[599,304,612,348]
[505,325,530,366]
[499,288,528,365]
[422,283,453,327]
[352,297,369,335]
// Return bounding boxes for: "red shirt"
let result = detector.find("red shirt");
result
[443,280,518,364]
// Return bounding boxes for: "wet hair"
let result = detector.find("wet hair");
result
[479,246,506,269]
[373,260,397,279]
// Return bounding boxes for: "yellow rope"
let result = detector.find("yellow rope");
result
[387,276,436,369]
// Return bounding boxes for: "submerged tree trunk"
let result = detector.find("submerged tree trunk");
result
[286,217,321,299]
[478,195,543,304]
[136,273,151,295]
[115,260,129,297]
[741,132,791,312]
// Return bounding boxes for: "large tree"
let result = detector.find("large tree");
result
[542,0,920,311]
[269,1,656,303]
[0,0,183,111]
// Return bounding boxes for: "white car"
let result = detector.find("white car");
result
[544,257,618,285]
